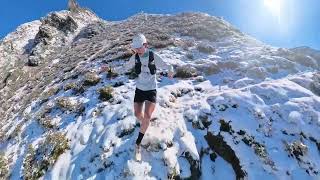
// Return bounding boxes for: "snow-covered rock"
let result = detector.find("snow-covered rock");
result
[0,2,320,179]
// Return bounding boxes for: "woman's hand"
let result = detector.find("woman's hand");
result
[168,71,174,79]
[100,64,110,73]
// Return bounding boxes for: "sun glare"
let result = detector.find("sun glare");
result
[263,0,282,22]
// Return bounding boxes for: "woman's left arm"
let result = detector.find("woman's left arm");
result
[153,52,174,77]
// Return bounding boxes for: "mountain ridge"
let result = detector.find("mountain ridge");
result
[0,4,319,180]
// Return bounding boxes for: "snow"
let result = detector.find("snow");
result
[0,20,41,54]
[1,11,320,180]
[288,111,302,124]
[201,155,236,180]
[124,160,154,179]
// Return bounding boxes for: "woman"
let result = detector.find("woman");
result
[125,34,174,161]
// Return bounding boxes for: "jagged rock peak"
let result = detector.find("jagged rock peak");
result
[68,0,80,12]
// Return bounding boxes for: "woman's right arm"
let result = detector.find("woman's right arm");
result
[123,55,135,73]
[113,55,135,74]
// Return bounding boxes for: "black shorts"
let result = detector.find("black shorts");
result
[134,88,157,103]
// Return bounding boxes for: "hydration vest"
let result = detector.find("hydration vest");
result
[135,50,156,75]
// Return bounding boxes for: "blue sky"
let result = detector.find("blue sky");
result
[1,0,319,49]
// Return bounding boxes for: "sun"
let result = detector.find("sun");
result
[263,0,282,21]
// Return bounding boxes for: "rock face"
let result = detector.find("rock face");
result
[28,12,79,66]
[68,0,80,12]
[310,72,320,96]
[1,5,320,180]
[205,132,247,179]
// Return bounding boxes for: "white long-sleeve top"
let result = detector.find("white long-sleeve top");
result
[122,49,174,91]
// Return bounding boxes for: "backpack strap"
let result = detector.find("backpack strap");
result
[149,51,154,62]
[148,51,156,75]
[135,53,141,75]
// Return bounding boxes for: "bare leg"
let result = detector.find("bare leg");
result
[140,101,156,134]
[134,102,144,124]
[134,102,145,161]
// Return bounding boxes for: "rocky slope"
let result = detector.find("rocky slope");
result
[0,4,319,180]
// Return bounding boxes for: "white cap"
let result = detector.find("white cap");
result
[131,34,147,49]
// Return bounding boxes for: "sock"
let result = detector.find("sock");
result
[136,132,144,145]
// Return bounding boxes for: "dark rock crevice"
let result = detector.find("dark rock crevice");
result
[205,132,247,180]
[184,151,201,180]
